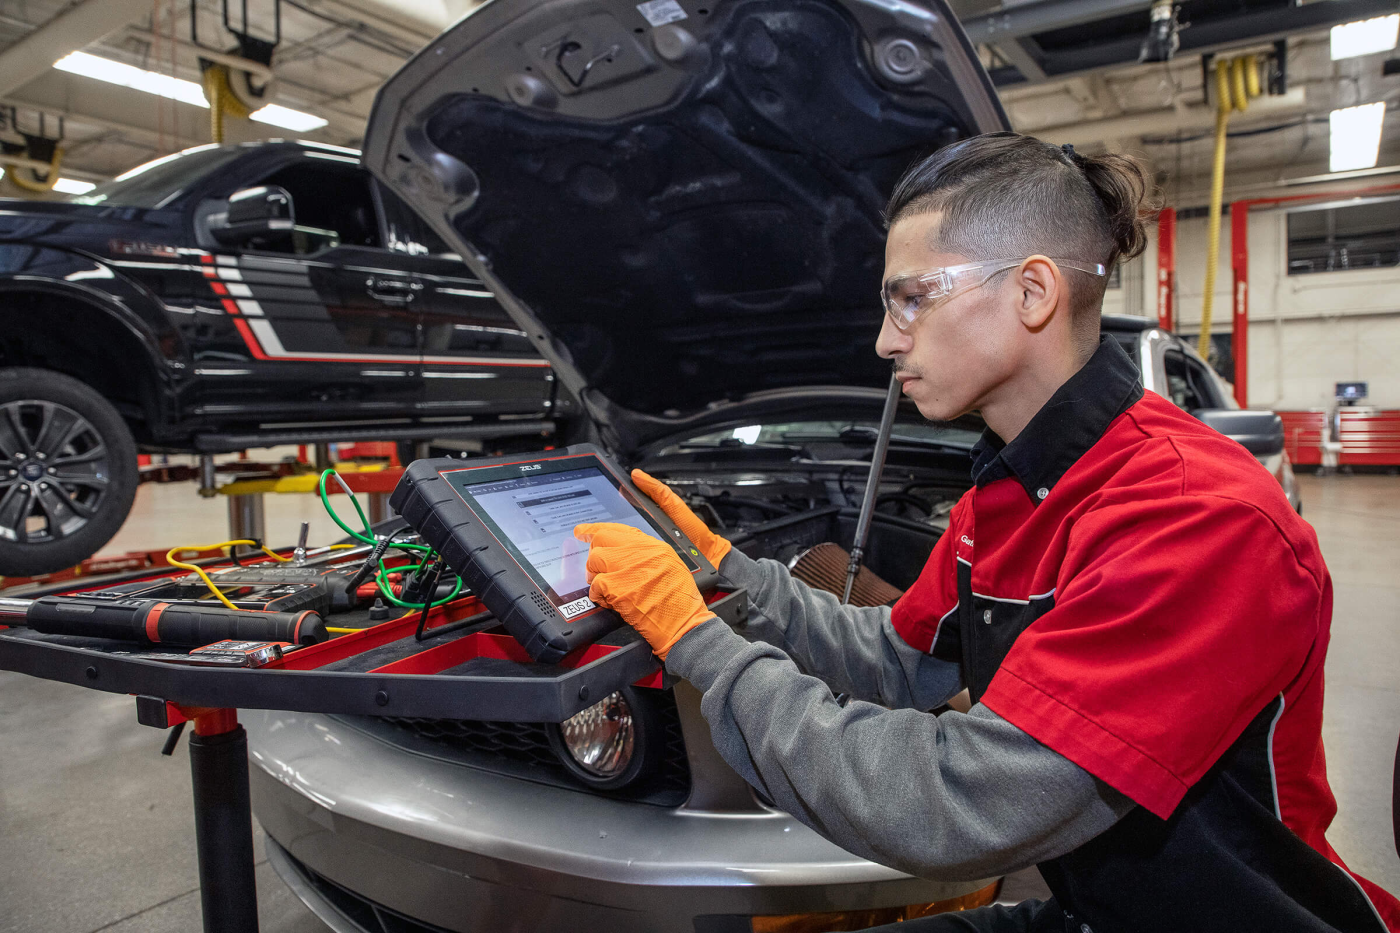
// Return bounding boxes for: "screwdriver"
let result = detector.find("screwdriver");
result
[0,595,328,647]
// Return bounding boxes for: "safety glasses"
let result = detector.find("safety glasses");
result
[880,258,1108,331]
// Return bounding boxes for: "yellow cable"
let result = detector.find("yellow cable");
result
[1199,59,1233,360]
[165,539,291,610]
[201,64,253,144]
[1244,54,1261,99]
[1229,56,1249,113]
[327,610,417,635]
[6,144,64,193]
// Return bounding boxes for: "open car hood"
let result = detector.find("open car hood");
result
[364,0,1006,454]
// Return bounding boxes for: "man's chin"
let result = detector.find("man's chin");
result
[912,397,974,424]
[899,378,969,422]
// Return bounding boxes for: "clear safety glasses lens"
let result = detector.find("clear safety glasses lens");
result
[880,259,1107,331]
[880,261,1011,332]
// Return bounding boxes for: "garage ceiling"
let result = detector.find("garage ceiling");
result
[0,0,1393,197]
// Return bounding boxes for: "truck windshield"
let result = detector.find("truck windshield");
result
[71,145,244,209]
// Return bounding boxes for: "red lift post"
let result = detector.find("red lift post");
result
[1163,184,1400,412]
[1157,207,1176,332]
[1231,201,1249,407]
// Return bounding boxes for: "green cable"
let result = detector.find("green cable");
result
[316,468,462,608]
[318,469,374,543]
[316,468,431,552]
[375,561,463,609]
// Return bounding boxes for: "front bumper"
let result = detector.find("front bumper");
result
[247,710,991,933]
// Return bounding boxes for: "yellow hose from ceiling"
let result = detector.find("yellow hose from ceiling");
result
[1199,54,1259,361]
[201,63,253,144]
[4,144,64,193]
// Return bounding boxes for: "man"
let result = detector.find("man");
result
[575,133,1400,932]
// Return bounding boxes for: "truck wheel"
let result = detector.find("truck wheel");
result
[0,369,138,577]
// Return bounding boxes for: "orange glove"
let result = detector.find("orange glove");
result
[574,522,714,660]
[630,469,732,567]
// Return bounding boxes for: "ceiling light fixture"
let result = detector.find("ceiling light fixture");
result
[1330,14,1399,61]
[52,178,97,194]
[249,104,328,132]
[54,52,326,134]
[1329,102,1387,173]
[54,51,208,106]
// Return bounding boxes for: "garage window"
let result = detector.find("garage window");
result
[1287,198,1400,275]
[255,161,382,255]
[1163,349,1221,412]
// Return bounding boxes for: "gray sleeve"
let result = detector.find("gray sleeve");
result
[666,618,1136,882]
[720,548,962,711]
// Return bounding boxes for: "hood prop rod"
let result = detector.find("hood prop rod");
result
[842,373,901,604]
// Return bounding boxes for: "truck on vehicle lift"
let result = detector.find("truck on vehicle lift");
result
[0,140,558,576]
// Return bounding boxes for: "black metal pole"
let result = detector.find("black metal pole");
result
[188,720,260,933]
[843,373,902,604]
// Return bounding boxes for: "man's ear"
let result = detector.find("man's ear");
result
[1015,256,1061,331]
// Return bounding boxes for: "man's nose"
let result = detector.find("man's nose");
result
[875,314,912,360]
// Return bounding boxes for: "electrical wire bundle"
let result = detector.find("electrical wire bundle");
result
[162,469,467,637]
[316,469,464,613]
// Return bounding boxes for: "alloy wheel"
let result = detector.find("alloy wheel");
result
[0,400,112,544]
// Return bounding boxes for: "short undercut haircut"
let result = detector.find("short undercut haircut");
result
[886,132,1155,358]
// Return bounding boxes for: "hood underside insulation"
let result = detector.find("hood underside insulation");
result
[423,0,977,416]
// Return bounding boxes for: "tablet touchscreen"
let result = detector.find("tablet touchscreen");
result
[454,465,671,606]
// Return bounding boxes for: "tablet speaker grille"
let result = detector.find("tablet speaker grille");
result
[530,591,554,615]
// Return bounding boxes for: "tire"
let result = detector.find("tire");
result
[0,368,139,576]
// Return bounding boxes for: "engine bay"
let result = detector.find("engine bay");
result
[636,419,977,592]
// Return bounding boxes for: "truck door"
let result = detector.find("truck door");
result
[376,185,553,424]
[209,157,424,425]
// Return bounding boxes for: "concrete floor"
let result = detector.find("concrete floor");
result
[0,472,1396,931]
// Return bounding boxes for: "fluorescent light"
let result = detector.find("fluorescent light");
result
[54,51,208,107]
[249,104,327,132]
[53,52,326,134]
[53,178,96,194]
[1331,14,1399,60]
[1329,102,1387,173]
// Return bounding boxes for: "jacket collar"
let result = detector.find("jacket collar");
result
[970,336,1144,505]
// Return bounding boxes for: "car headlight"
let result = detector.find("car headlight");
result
[550,689,651,789]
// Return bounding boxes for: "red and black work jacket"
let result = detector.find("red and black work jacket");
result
[893,338,1400,932]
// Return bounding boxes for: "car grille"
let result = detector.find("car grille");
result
[279,843,454,933]
[360,688,691,807]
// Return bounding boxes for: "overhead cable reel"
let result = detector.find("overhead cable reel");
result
[0,110,66,196]
[192,0,281,143]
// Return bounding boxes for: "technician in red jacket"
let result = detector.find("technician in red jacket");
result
[576,132,1400,932]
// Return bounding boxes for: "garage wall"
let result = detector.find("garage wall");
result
[1103,203,1400,411]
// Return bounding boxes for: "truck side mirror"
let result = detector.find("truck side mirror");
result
[210,185,294,247]
[1193,408,1285,457]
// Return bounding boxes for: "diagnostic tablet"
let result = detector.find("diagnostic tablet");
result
[390,445,721,662]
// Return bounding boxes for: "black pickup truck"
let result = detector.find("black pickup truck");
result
[0,140,556,576]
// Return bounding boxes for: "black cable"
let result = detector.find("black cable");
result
[413,559,449,642]
[1141,116,1326,147]
[161,721,186,756]
[344,535,393,595]
[414,609,495,643]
